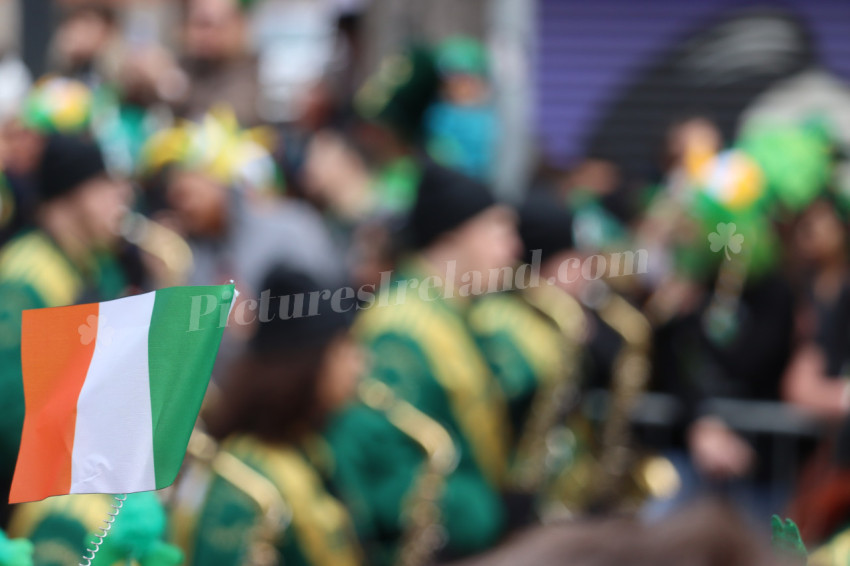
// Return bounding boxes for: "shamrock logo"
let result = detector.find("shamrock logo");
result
[708,222,744,260]
[78,314,115,346]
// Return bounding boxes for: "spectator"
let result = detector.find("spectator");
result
[179,0,260,126]
[783,195,850,420]
[426,36,498,182]
[141,115,344,294]
[49,3,120,89]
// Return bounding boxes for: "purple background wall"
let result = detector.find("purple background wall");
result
[536,0,850,166]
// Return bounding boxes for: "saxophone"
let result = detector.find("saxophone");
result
[509,285,587,495]
[532,280,675,516]
[175,429,293,566]
[358,379,459,566]
[120,212,194,287]
[579,280,654,511]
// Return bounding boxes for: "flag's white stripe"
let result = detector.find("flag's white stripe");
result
[70,291,157,494]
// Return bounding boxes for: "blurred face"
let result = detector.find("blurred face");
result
[666,118,721,170]
[450,205,521,278]
[350,223,394,291]
[167,170,229,237]
[2,119,45,175]
[795,200,846,265]
[57,12,113,67]
[72,175,132,248]
[119,48,188,106]
[563,159,620,198]
[443,74,490,106]
[353,121,407,167]
[184,0,244,63]
[315,334,364,414]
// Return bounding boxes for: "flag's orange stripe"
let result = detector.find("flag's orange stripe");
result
[10,302,99,503]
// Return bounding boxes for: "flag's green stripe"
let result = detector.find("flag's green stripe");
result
[147,284,233,488]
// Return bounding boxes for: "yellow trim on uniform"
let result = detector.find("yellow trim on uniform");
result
[227,436,362,566]
[0,232,83,306]
[468,293,564,388]
[356,289,509,486]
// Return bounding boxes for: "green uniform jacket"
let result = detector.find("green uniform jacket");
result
[171,434,362,566]
[0,230,125,500]
[325,397,505,566]
[355,267,510,487]
[467,288,605,512]
[466,291,564,443]
[341,267,510,563]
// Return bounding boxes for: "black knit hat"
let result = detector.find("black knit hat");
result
[35,134,107,202]
[518,191,575,264]
[408,161,497,249]
[251,265,352,354]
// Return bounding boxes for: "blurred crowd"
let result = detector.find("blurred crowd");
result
[0,1,849,565]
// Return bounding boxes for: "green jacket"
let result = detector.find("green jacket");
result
[466,291,565,440]
[0,230,125,492]
[325,388,505,566]
[467,287,605,512]
[354,267,510,487]
[171,434,362,566]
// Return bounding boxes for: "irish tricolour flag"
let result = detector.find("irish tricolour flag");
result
[9,284,235,503]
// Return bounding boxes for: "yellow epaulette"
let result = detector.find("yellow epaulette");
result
[355,292,510,485]
[226,436,362,566]
[0,232,83,307]
[468,292,564,386]
[171,429,291,566]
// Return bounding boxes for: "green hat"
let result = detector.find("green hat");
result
[21,76,92,134]
[355,46,441,141]
[737,121,832,213]
[435,36,488,77]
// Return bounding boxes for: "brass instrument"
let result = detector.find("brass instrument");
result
[509,285,587,495]
[579,280,653,510]
[120,212,194,287]
[358,379,459,566]
[525,281,676,517]
[173,429,292,566]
